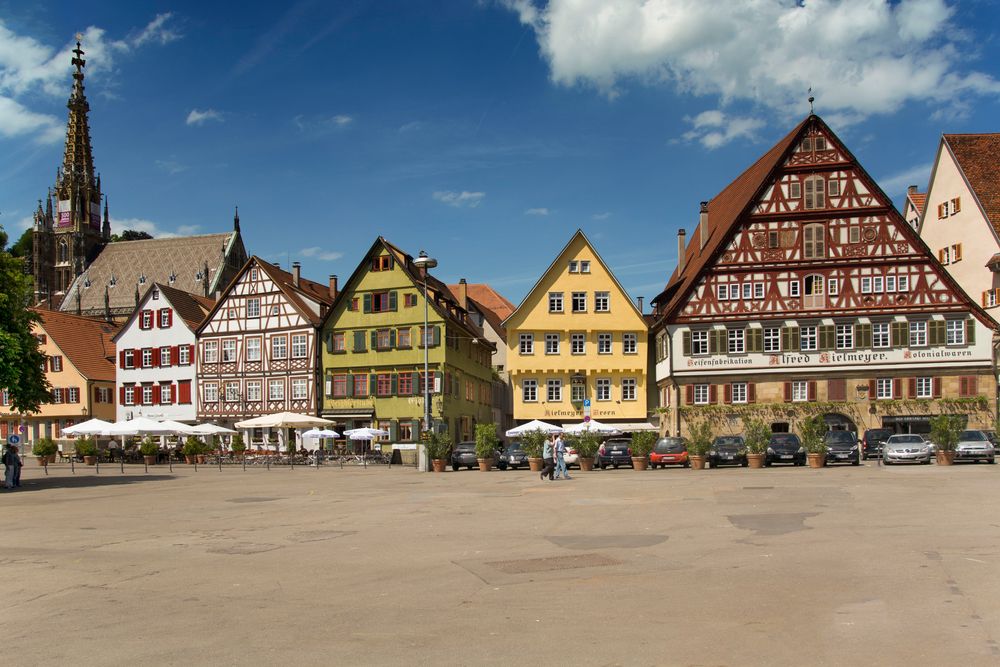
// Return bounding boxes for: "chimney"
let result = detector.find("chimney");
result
[637,296,644,313]
[907,185,918,195]
[457,278,468,310]
[329,275,338,300]
[677,228,687,273]
[698,201,709,249]
[292,262,301,288]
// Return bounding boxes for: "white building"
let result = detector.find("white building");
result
[112,283,214,422]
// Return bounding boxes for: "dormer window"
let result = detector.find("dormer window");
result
[151,287,159,300]
[168,272,177,284]
[83,276,91,288]
[250,268,258,281]
[195,271,203,281]
[139,274,147,285]
[109,275,117,287]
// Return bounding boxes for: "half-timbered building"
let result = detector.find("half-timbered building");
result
[651,114,997,438]
[195,257,336,431]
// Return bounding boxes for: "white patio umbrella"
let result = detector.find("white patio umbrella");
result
[188,423,237,435]
[62,418,113,436]
[561,419,622,435]
[505,419,563,437]
[157,420,197,435]
[105,416,180,436]
[234,412,334,429]
[344,427,389,440]
[301,428,341,439]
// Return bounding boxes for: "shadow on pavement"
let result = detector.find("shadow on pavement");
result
[5,474,177,493]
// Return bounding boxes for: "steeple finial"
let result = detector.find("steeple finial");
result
[808,87,815,114]
[234,205,240,233]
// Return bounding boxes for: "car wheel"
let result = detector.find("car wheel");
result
[467,466,473,470]
[683,461,690,468]
[989,458,996,464]
[883,459,891,466]
[600,464,607,470]
[451,464,459,471]
[612,464,619,469]
[852,459,860,466]
[921,459,930,465]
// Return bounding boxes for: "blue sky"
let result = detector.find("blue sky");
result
[2,1,1000,306]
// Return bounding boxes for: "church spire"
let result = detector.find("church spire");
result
[234,205,241,233]
[60,35,97,198]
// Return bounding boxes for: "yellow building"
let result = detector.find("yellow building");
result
[503,230,652,430]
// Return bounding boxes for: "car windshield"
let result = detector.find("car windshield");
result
[888,435,924,444]
[654,438,685,453]
[770,434,800,446]
[605,440,629,449]
[455,443,476,451]
[505,443,524,453]
[824,431,855,443]
[959,430,987,441]
[865,429,892,441]
[713,437,743,448]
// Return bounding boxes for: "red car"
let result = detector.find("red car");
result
[649,437,689,468]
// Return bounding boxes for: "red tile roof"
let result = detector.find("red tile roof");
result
[156,283,215,330]
[33,309,117,381]
[448,283,514,342]
[908,192,926,215]
[945,134,1000,234]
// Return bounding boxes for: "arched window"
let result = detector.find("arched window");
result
[58,238,69,263]
[803,274,825,309]
[803,223,826,259]
[804,176,826,209]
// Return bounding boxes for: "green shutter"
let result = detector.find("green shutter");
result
[929,320,945,346]
[710,330,723,355]
[819,325,835,351]
[782,327,800,352]
[435,371,443,394]
[857,323,872,349]
[346,374,354,397]
[370,374,377,395]
[748,328,763,353]
[363,293,372,313]
[325,331,333,353]
[388,291,398,311]
[390,374,398,395]
[389,329,397,348]
[354,330,366,352]
[370,330,378,350]
[967,318,976,345]
[891,322,907,347]
[432,325,441,347]
[682,331,691,356]
[390,421,399,441]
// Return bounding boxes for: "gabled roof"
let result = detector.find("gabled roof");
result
[447,283,515,341]
[944,133,1000,234]
[503,229,645,327]
[650,116,810,319]
[112,283,215,341]
[61,231,244,314]
[33,309,117,381]
[907,191,926,216]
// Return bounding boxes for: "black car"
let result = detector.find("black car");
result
[823,430,860,465]
[501,442,529,470]
[450,441,502,470]
[597,439,632,469]
[766,433,805,466]
[862,428,893,460]
[709,435,747,468]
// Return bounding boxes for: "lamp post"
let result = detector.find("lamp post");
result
[413,251,437,435]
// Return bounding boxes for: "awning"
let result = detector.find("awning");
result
[321,409,375,419]
[607,422,659,432]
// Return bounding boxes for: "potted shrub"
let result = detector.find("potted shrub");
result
[574,431,601,471]
[521,430,546,472]
[800,414,828,468]
[76,437,98,465]
[182,436,202,464]
[475,423,498,471]
[744,418,770,469]
[139,436,158,465]
[425,431,453,472]
[930,414,962,465]
[630,431,657,471]
[231,434,246,459]
[687,421,713,470]
[32,437,57,466]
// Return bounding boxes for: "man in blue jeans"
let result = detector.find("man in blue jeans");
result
[554,434,571,480]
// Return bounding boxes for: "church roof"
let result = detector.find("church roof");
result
[944,133,1000,234]
[33,309,117,382]
[61,232,241,315]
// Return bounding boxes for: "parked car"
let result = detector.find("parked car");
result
[765,433,805,466]
[597,439,633,469]
[823,430,860,465]
[709,435,747,468]
[649,437,689,468]
[450,441,501,470]
[954,430,996,464]
[883,434,932,465]
[563,442,580,469]
[501,442,529,470]
[862,428,893,460]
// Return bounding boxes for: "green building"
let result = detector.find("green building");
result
[320,238,496,443]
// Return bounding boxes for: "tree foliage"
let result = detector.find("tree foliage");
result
[110,229,153,242]
[0,250,50,413]
[9,228,32,258]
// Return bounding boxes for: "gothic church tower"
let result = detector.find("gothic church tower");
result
[32,37,110,308]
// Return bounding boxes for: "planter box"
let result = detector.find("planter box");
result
[528,457,543,472]
[689,455,707,470]
[477,458,493,472]
[579,457,595,471]
[936,451,955,466]
[431,459,446,473]
[807,453,826,468]
[631,457,648,471]
[747,453,765,468]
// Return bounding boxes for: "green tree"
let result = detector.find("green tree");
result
[0,250,50,413]
[0,224,7,251]
[110,229,153,242]
[9,228,32,258]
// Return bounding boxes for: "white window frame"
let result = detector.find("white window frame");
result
[909,321,927,347]
[247,298,260,318]
[876,378,893,399]
[571,333,585,355]
[836,324,854,350]
[621,378,637,401]
[124,385,134,406]
[568,261,579,273]
[246,338,262,362]
[549,292,564,313]
[729,284,740,300]
[545,333,560,355]
[763,327,781,353]
[268,379,285,401]
[861,277,872,294]
[754,283,765,299]
[873,275,884,293]
[522,379,538,402]
[946,319,965,345]
[291,378,308,400]
[224,382,240,403]
[916,377,933,399]
[742,283,752,300]
[142,348,153,368]
[691,330,709,356]
[800,325,817,351]
[203,382,219,404]
[519,333,534,355]
[596,378,611,401]
[828,278,839,296]
[203,341,218,364]
[728,328,745,354]
[898,275,910,292]
[789,280,800,298]
[291,334,308,359]
[580,261,591,273]
[597,333,612,354]
[693,384,709,405]
[178,345,191,366]
[731,382,747,404]
[271,335,288,360]
[246,381,262,402]
[792,380,808,402]
[572,292,587,313]
[222,339,237,363]
[546,379,562,402]
[886,275,897,293]
[872,323,890,349]
[717,284,729,301]
[594,291,610,312]
[622,333,637,355]
[571,384,586,402]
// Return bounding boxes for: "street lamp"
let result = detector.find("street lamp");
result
[413,250,437,435]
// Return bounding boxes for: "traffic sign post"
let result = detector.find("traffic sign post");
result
[7,434,21,446]
[583,399,591,423]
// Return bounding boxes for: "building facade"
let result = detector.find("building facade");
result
[320,238,495,443]
[504,230,651,430]
[917,134,1000,320]
[651,115,997,438]
[112,284,213,423]
[0,310,116,445]
[195,257,335,431]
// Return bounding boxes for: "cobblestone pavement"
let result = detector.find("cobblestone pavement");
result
[5,461,1000,666]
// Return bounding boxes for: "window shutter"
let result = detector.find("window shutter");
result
[966,319,975,345]
[370,374,377,396]
[363,293,372,313]
[371,257,379,271]
[724,383,732,404]
[433,325,441,346]
[748,383,756,403]
[166,311,172,327]
[434,371,443,394]
[157,310,163,328]
[819,325,835,351]
[682,331,691,356]
[808,381,817,402]
[710,330,723,355]
[388,291,398,311]
[119,351,126,368]
[857,324,872,349]
[389,329,397,348]
[953,198,961,214]
[325,332,333,353]
[983,290,988,307]
[370,331,378,350]
[933,377,942,398]
[390,374,398,395]
[346,375,354,397]
[828,379,845,401]
[390,421,399,441]
[954,244,963,262]
[937,249,945,263]
[929,321,945,346]
[709,385,718,404]
[868,379,877,399]
[959,376,968,397]
[685,385,694,405]
[891,322,907,347]
[151,348,160,367]
[152,385,161,405]
[119,387,126,404]
[783,382,792,401]
[353,331,366,352]
[968,376,978,396]
[893,378,902,399]
[171,346,180,364]
[908,378,917,398]
[748,328,763,353]
[178,381,191,404]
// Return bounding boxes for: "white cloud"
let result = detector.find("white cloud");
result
[591,211,611,220]
[186,108,223,126]
[681,109,765,149]
[332,114,353,126]
[433,190,486,208]
[503,0,1000,123]
[110,217,195,239]
[525,207,550,216]
[155,158,187,174]
[0,96,63,143]
[299,246,344,261]
[292,113,355,132]
[398,120,423,133]
[131,13,181,47]
[176,224,202,235]
[877,162,933,198]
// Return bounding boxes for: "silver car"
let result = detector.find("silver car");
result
[954,430,996,464]
[883,434,932,465]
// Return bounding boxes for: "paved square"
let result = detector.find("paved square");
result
[5,461,1000,665]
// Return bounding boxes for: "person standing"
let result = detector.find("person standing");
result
[3,444,22,489]
[554,434,571,480]
[540,434,555,481]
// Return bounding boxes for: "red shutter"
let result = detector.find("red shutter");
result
[120,387,126,404]
[156,310,163,328]
[152,385,161,405]
[165,310,172,328]
[908,378,917,398]
[959,376,967,397]
[119,351,126,368]
[808,381,817,402]
[172,346,180,365]
[178,380,191,404]
[783,382,792,401]
[61,389,69,403]
[893,378,902,399]
[685,385,694,405]
[869,379,877,399]
[151,348,160,367]
[169,384,175,403]
[188,344,195,364]
[723,383,732,404]
[748,383,756,403]
[969,376,978,395]
[933,377,942,398]
[709,385,718,404]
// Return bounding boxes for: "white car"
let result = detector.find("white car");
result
[883,434,931,465]
[563,444,580,468]
[954,430,996,464]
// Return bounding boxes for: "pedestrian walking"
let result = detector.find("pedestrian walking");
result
[554,434,571,480]
[3,444,22,489]
[540,435,555,481]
